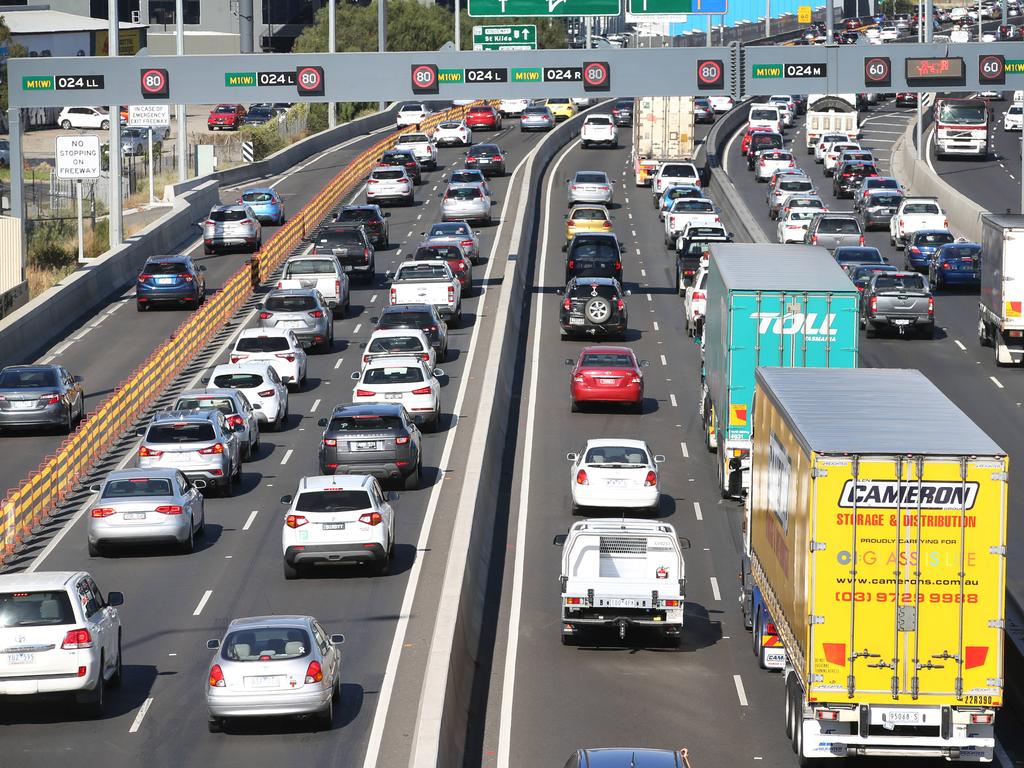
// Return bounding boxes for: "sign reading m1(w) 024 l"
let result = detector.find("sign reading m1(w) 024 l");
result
[468,0,619,18]
[626,0,726,14]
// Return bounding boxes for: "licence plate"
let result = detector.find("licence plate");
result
[351,441,379,451]
[893,319,912,326]
[284,320,306,329]
[344,265,353,272]
[569,317,585,325]
[123,512,146,521]
[12,401,33,410]
[156,277,174,286]
[605,479,627,487]
[876,708,931,725]
[599,378,617,385]
[596,597,645,608]
[247,676,281,689]
[385,393,404,400]
[7,652,34,665]
[322,523,346,531]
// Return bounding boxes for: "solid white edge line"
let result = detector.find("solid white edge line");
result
[361,133,551,768]
[669,393,677,407]
[242,510,259,531]
[710,576,721,601]
[733,674,749,706]
[128,696,154,733]
[495,136,580,768]
[694,501,703,520]
[192,589,213,617]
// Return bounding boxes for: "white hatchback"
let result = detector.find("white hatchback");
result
[351,356,443,431]
[362,328,436,373]
[208,362,289,431]
[567,438,665,514]
[1005,103,1024,131]
[396,103,431,127]
[230,328,307,391]
[432,120,472,147]
[815,134,848,163]
[777,208,819,244]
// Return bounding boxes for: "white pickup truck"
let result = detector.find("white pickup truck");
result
[394,133,437,170]
[387,260,462,324]
[580,114,619,148]
[663,198,720,248]
[555,518,686,646]
[889,196,948,247]
[276,255,348,312]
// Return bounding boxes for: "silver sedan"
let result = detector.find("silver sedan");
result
[567,170,614,207]
[440,182,492,225]
[86,468,206,556]
[520,106,555,132]
[206,615,345,732]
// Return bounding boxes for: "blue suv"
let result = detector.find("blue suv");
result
[136,255,206,311]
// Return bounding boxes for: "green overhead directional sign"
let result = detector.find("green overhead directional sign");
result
[472,25,537,50]
[468,0,620,18]
[626,0,726,14]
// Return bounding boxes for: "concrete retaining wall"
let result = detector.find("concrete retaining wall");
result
[706,101,771,244]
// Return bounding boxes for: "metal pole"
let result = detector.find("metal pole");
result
[766,0,771,38]
[978,0,982,41]
[719,15,724,44]
[925,0,933,41]
[148,127,155,205]
[9,109,25,283]
[707,14,712,44]
[825,0,834,44]
[76,181,85,264]
[108,0,122,249]
[378,0,386,113]
[1003,0,1009,29]
[586,16,592,48]
[175,0,186,182]
[239,0,254,53]
[328,0,337,128]
[455,0,461,50]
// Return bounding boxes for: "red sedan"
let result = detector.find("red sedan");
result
[566,346,647,413]
[740,125,771,155]
[466,105,502,131]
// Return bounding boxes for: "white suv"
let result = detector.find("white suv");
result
[0,571,124,714]
[229,328,307,391]
[208,362,289,431]
[396,103,431,127]
[58,106,111,130]
[351,356,442,431]
[281,474,397,579]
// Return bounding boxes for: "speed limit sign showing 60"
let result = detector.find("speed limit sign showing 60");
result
[411,64,439,95]
[980,54,1005,85]
[697,59,724,91]
[863,56,891,88]
[140,68,169,100]
[296,65,325,97]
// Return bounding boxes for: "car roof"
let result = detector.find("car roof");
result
[151,409,221,423]
[226,615,316,630]
[580,345,634,356]
[238,327,292,338]
[211,204,248,213]
[0,571,85,591]
[571,232,619,242]
[210,362,273,375]
[297,474,375,491]
[383,303,434,313]
[105,467,181,481]
[145,254,191,263]
[266,287,320,299]
[1,364,59,372]
[364,355,422,368]
[579,749,683,768]
[330,402,405,417]
[370,327,429,339]
[584,438,649,449]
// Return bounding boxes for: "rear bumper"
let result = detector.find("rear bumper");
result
[571,383,642,403]
[319,458,416,479]
[137,287,197,303]
[801,717,993,762]
[0,405,67,427]
[572,485,658,509]
[867,314,933,328]
[208,686,331,718]
[284,542,387,565]
[89,519,192,546]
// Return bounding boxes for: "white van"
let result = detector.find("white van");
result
[748,104,783,134]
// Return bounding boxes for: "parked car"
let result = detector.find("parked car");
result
[137,410,242,496]
[238,188,285,225]
[58,106,110,130]
[861,270,935,338]
[136,255,206,311]
[242,104,283,125]
[0,364,85,434]
[565,345,647,413]
[317,403,422,488]
[258,289,334,352]
[203,204,262,254]
[928,241,982,290]
[207,104,246,131]
[173,388,260,461]
[558,276,629,340]
[208,362,289,431]
[804,212,864,250]
[120,127,151,156]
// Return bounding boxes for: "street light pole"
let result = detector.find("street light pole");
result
[825,0,834,44]
[328,0,336,128]
[176,0,186,182]
[108,0,122,248]
[766,0,771,38]
[455,0,461,50]
[378,0,386,112]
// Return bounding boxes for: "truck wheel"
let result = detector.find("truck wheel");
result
[751,606,762,658]
[785,680,794,739]
[718,457,731,499]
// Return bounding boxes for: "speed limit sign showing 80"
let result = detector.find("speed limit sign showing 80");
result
[295,66,325,97]
[140,68,169,100]
[411,64,439,95]
[979,54,1005,85]
[582,61,610,93]
[697,59,724,91]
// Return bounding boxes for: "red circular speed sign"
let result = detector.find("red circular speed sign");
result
[296,66,324,96]
[582,61,610,92]
[140,68,168,99]
[696,59,724,90]
[411,64,438,95]
[863,56,891,88]
[979,54,1005,85]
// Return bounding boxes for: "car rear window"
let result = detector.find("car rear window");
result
[869,194,903,207]
[569,283,617,299]
[450,171,483,184]
[222,627,312,662]
[581,353,633,367]
[369,336,425,353]
[779,180,812,191]
[103,477,174,497]
[575,172,608,184]
[471,145,499,155]
[147,422,216,443]
[836,249,883,264]
[446,187,481,200]
[570,241,619,261]
[0,369,58,387]
[415,246,461,260]
[942,245,981,259]
[571,209,608,221]
[788,210,817,221]
[400,134,429,143]
[818,218,861,234]
[398,264,448,280]
[903,203,940,214]
[438,121,462,129]
[285,259,336,276]
[265,295,318,311]
[672,199,713,212]
[523,107,549,115]
[209,209,247,222]
[430,223,469,236]
[665,187,700,200]
[875,275,928,292]
[915,232,954,245]
[373,169,405,180]
[241,192,274,203]
[789,198,823,208]
[295,490,372,512]
[751,135,782,149]
[660,164,696,177]
[584,445,650,465]
[382,152,413,164]
[750,108,779,121]
[364,366,424,384]
[329,415,403,431]
[174,396,235,414]
[586,116,612,125]
[380,311,431,327]
[317,230,363,247]
[236,336,290,353]
[145,261,188,274]
[469,106,492,113]
[213,373,264,389]
[0,591,75,627]
[867,178,900,189]
[338,209,377,222]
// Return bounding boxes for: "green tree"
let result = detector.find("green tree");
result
[0,16,29,115]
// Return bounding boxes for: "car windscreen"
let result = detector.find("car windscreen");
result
[295,490,372,513]
[174,396,236,415]
[0,591,75,627]
[583,446,650,465]
[903,203,940,214]
[398,265,448,280]
[209,209,247,222]
[221,627,312,662]
[817,218,861,234]
[570,209,608,221]
[868,194,903,207]
[241,192,274,203]
[446,187,481,200]
[285,260,336,275]
[266,295,318,312]
[215,106,237,114]
[581,353,633,368]
[329,414,404,431]
[364,366,425,384]
[369,336,424,353]
[915,232,954,245]
[0,369,58,387]
[575,172,608,184]
[874,275,928,292]
[937,103,987,124]
[146,422,216,443]
[236,336,290,353]
[103,477,174,498]
[212,372,265,389]
[779,180,813,191]
[247,108,273,118]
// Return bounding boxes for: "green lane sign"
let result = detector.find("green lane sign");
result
[1006,59,1024,74]
[438,69,465,84]
[472,24,537,50]
[512,67,543,82]
[22,75,54,90]
[225,71,257,87]
[626,0,726,14]
[468,0,619,19]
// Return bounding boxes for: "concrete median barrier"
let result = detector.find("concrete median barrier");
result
[706,100,772,244]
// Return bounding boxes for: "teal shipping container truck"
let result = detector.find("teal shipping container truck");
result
[701,244,860,497]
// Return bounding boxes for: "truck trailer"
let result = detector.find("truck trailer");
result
[632,96,695,187]
[742,367,1007,763]
[702,244,860,498]
[805,94,859,153]
[978,213,1024,366]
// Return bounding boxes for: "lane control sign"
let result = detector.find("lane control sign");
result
[582,61,610,92]
[979,54,1005,86]
[140,67,169,99]
[697,59,724,91]
[296,65,325,97]
[412,64,439,95]
[864,56,891,88]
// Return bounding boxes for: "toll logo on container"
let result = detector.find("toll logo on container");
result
[750,312,837,339]
[838,480,979,510]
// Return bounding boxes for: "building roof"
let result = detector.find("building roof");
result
[4,10,146,35]
[755,367,1005,456]
[709,243,856,292]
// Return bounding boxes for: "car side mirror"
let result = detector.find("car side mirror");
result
[624,290,632,296]
[207,639,221,650]
[384,212,391,218]
[107,591,125,607]
[384,271,393,280]
[371,317,379,324]
[566,452,578,462]
[90,483,101,492]
[640,360,650,367]
[280,494,293,504]
[194,480,208,489]
[199,265,207,272]
[654,454,666,463]
[350,372,360,380]
[331,633,346,645]
[564,358,574,365]
[553,534,567,547]
[678,537,692,550]
[136,427,146,436]
[388,491,400,502]
[317,418,328,427]
[434,368,445,378]
[619,244,626,252]
[75,375,85,383]
[251,403,261,409]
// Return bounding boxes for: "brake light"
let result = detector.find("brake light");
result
[226,415,245,428]
[617,299,625,311]
[258,389,275,397]
[138,274,152,281]
[396,435,411,445]
[356,389,375,397]
[420,352,431,362]
[971,713,994,725]
[644,471,657,487]
[869,296,878,315]
[39,394,60,405]
[198,443,225,455]
[335,278,341,296]
[815,710,839,721]
[492,155,502,161]
[942,262,951,270]
[910,247,921,254]
[447,285,455,302]
[460,240,474,248]
[390,287,397,303]
[322,438,337,447]
[928,296,935,315]
[369,178,379,184]
[229,354,245,363]
[304,661,324,684]
[563,298,571,311]
[139,446,162,458]
[90,508,115,518]
[614,261,621,271]
[182,274,194,282]
[565,597,582,605]
[286,515,308,528]
[259,311,272,320]
[943,219,949,228]
[576,469,588,485]
[693,291,706,301]
[412,386,432,395]
[275,353,296,362]
[209,665,226,687]
[858,235,865,246]
[309,310,324,318]
[62,629,93,649]
[156,505,184,515]
[811,235,818,245]
[359,512,383,526]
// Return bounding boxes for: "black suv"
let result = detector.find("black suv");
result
[318,403,422,489]
[379,149,421,184]
[374,303,448,361]
[559,277,629,340]
[565,232,624,284]
[675,227,731,293]
[610,98,633,126]
[746,133,784,170]
[310,223,375,281]
[334,205,390,248]
[833,160,879,199]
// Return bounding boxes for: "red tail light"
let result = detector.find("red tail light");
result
[356,389,375,397]
[139,446,162,458]
[811,235,818,245]
[368,178,379,184]
[322,438,337,447]
[447,285,455,302]
[928,296,935,315]
[869,296,878,315]
[943,219,949,228]
[275,354,296,362]
[563,298,571,310]
[614,261,622,271]
[309,310,324,318]
[229,355,244,363]
[576,469,588,485]
[616,299,625,311]
[259,311,272,320]
[910,247,921,254]
[155,505,184,515]
[359,512,383,526]
[304,661,324,684]
[138,273,152,281]
[492,155,502,161]
[62,628,93,649]
[858,235,865,246]
[39,394,60,405]
[226,415,245,428]
[567,260,574,270]
[644,471,657,487]
[209,664,226,687]
[412,386,432,395]
[258,389,275,397]
[286,514,308,528]
[460,239,474,248]
[335,279,341,296]
[198,443,225,455]
[693,291,706,301]
[90,508,115,518]
[390,287,397,303]
[458,261,467,272]
[765,622,777,634]
[421,353,430,362]
[182,274,194,282]
[396,435,411,445]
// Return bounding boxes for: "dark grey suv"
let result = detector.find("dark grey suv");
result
[318,403,422,489]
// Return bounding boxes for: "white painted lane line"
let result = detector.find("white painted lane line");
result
[310,398,321,412]
[733,675,749,706]
[681,441,689,459]
[954,340,966,351]
[395,250,402,258]
[242,510,259,531]
[192,590,213,617]
[652,321,659,331]
[694,501,702,520]
[370,294,379,303]
[416,213,422,220]
[635,247,641,255]
[334,357,344,369]
[280,449,294,465]
[353,323,362,334]
[432,185,438,192]
[129,697,154,733]
[407,231,414,238]
[991,376,1005,389]
[669,393,677,407]
[640,268,646,277]
[710,576,721,600]
[628,212,633,219]
[660,354,667,366]
[645,293,652,302]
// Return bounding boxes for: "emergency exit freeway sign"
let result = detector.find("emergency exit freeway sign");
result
[472,25,537,50]
[468,0,620,18]
[626,0,726,13]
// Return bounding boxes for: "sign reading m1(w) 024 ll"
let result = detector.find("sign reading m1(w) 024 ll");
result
[55,135,101,180]
[468,0,620,18]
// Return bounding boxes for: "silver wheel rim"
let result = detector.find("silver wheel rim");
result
[585,298,611,324]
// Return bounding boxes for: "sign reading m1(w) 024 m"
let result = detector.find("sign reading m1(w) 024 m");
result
[468,0,620,18]
[752,62,826,79]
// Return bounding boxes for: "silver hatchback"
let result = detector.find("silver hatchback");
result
[425,221,480,264]
[137,410,241,496]
[87,468,206,556]
[520,105,555,131]
[258,288,334,352]
[173,388,260,461]
[206,615,345,732]
[567,170,614,207]
[203,204,262,254]
[440,183,492,225]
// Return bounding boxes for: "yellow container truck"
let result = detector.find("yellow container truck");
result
[742,367,1007,763]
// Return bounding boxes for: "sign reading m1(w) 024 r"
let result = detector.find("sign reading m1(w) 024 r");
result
[410,62,611,92]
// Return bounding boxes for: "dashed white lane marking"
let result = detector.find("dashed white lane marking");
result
[680,441,689,458]
[242,510,259,531]
[710,576,721,601]
[694,501,702,520]
[991,376,1005,389]
[653,321,659,331]
[432,185,438,191]
[310,398,321,412]
[129,697,154,733]
[192,590,213,617]
[641,268,647,277]
[733,675,748,706]
[628,213,633,220]
[669,393,677,407]
[281,449,294,465]
[407,231,414,238]
[395,249,402,258]
[954,340,966,351]
[631,230,637,236]
[634,247,641,255]
[334,357,345,369]
[660,354,667,366]
[370,294,379,303]
[353,323,362,334]
[417,214,423,220]
[646,293,652,302]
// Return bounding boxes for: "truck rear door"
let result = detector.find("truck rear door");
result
[808,455,1006,707]
[1001,228,1024,330]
